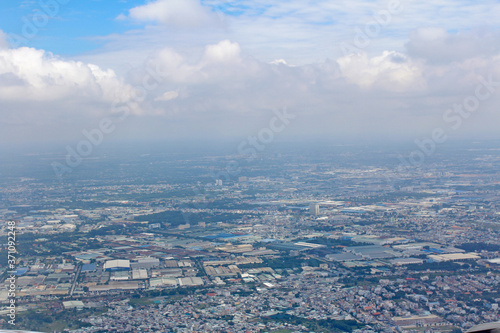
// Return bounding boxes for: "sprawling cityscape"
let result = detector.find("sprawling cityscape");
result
[2,1,500,332]
[1,142,499,332]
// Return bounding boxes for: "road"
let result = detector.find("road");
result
[70,263,82,297]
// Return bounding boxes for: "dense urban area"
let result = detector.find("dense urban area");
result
[1,142,500,332]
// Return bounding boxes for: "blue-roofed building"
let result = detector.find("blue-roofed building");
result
[203,233,250,240]
[12,267,29,276]
[81,263,97,272]
[75,252,100,261]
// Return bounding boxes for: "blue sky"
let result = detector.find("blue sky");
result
[2,0,500,145]
[1,0,146,54]
[0,0,276,56]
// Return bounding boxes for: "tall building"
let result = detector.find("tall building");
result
[309,203,320,215]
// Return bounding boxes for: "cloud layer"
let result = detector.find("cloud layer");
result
[2,1,500,144]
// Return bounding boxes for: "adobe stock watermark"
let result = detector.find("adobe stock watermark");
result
[180,107,296,225]
[6,220,17,326]
[51,59,168,181]
[8,0,71,48]
[385,74,499,182]
[211,107,296,183]
[340,0,403,56]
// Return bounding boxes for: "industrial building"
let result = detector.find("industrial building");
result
[103,259,131,271]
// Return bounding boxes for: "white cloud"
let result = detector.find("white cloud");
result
[270,59,289,66]
[406,28,500,64]
[138,40,243,87]
[155,90,179,101]
[87,0,500,69]
[0,46,138,142]
[337,51,426,91]
[127,0,219,28]
[114,37,500,142]
[115,13,127,21]
[202,40,241,64]
[150,48,200,83]
[0,47,134,103]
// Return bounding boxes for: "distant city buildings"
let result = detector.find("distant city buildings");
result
[1,144,500,332]
[309,203,320,215]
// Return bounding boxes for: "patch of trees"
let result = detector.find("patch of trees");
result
[88,224,127,237]
[457,242,500,252]
[406,261,464,272]
[264,313,364,332]
[15,309,94,331]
